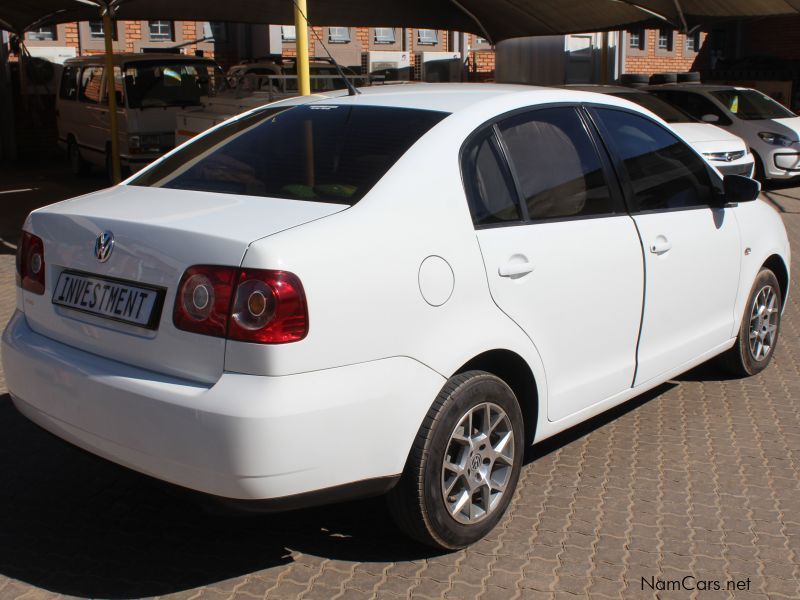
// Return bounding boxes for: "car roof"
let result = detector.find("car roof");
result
[64,53,218,67]
[564,84,647,95]
[645,83,746,93]
[295,83,641,114]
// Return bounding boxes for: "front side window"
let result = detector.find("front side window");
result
[129,105,448,205]
[79,66,104,104]
[148,20,174,41]
[593,108,715,212]
[498,107,614,220]
[59,66,79,100]
[123,61,226,109]
[710,89,795,120]
[463,133,522,226]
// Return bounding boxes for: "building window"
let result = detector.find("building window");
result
[148,20,174,42]
[686,30,701,52]
[88,20,118,41]
[475,36,488,45]
[628,28,645,51]
[281,25,296,42]
[373,27,395,44]
[417,29,438,45]
[328,27,351,43]
[203,22,227,42]
[658,27,674,51]
[27,26,56,41]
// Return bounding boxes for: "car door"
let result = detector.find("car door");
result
[468,105,644,422]
[78,65,108,165]
[590,107,741,385]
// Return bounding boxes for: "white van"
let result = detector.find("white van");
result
[57,53,226,178]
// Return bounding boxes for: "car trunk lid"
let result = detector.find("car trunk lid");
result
[22,185,346,383]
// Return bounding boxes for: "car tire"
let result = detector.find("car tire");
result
[387,370,524,550]
[67,137,89,176]
[718,268,782,377]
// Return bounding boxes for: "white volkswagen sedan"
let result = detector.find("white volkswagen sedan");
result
[2,85,790,549]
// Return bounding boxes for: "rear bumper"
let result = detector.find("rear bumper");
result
[2,311,444,501]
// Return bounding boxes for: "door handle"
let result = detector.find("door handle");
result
[498,261,535,277]
[650,236,672,254]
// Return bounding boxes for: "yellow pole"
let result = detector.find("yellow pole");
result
[102,11,121,183]
[293,0,311,95]
[600,31,609,84]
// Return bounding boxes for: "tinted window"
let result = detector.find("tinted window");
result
[79,66,104,104]
[651,91,732,126]
[124,61,225,109]
[59,66,79,100]
[130,105,447,204]
[594,108,715,212]
[463,133,522,226]
[498,107,614,220]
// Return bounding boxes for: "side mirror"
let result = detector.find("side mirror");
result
[724,174,760,204]
[701,113,720,123]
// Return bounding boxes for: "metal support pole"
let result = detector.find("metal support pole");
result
[600,31,609,84]
[102,11,121,183]
[293,0,311,96]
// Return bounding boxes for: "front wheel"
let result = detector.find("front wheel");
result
[387,371,524,549]
[719,268,782,376]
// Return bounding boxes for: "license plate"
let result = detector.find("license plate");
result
[52,270,164,329]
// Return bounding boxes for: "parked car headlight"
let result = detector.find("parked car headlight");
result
[758,132,796,147]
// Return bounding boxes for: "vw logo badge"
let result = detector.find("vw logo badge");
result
[725,153,733,162]
[94,231,114,262]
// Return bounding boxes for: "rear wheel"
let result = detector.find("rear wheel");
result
[67,137,89,176]
[387,371,524,549]
[719,268,782,376]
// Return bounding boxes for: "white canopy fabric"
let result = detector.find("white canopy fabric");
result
[2,0,800,40]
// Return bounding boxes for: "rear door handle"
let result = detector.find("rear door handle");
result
[498,261,535,277]
[650,236,672,254]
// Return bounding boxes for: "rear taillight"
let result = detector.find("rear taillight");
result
[173,266,308,344]
[15,231,45,295]
[173,266,238,337]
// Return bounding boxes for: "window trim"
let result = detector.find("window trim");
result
[459,102,627,230]
[584,104,724,216]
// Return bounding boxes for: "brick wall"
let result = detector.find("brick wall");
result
[624,29,707,75]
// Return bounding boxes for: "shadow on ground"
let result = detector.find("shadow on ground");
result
[0,380,679,598]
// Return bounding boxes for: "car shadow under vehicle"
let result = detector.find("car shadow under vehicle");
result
[0,383,675,598]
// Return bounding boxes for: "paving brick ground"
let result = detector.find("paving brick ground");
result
[0,171,798,599]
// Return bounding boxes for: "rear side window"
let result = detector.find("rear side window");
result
[130,104,447,205]
[593,108,715,212]
[498,107,614,220]
[59,66,79,100]
[79,66,104,104]
[463,133,522,226]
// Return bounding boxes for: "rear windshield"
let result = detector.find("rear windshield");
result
[612,92,694,123]
[129,104,448,204]
[710,89,796,120]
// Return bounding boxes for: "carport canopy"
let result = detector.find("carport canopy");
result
[3,0,800,183]
[3,0,800,41]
